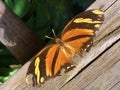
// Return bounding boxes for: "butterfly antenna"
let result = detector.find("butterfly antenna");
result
[52,29,56,37]
[45,35,53,40]
[45,29,56,40]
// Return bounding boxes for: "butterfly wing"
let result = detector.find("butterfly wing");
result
[26,43,74,85]
[26,45,54,85]
[61,9,104,54]
[26,9,104,86]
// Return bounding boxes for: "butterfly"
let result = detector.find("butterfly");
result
[26,9,104,86]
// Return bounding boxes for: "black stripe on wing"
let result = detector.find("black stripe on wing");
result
[62,10,104,37]
[51,47,60,76]
[64,34,93,42]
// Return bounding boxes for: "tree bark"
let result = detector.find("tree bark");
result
[0,0,45,64]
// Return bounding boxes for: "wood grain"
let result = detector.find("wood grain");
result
[85,60,120,90]
[61,40,120,90]
[0,0,120,90]
[110,81,120,90]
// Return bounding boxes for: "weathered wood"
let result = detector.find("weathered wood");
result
[0,0,45,64]
[62,40,120,90]
[0,61,30,90]
[0,0,120,90]
[84,59,120,90]
[110,82,120,90]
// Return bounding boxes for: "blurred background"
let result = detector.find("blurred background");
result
[0,0,95,84]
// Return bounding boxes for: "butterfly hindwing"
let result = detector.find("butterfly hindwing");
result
[26,45,51,85]
[26,9,104,86]
[26,44,74,85]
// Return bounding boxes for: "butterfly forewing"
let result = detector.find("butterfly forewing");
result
[61,9,104,54]
[26,9,104,86]
[62,9,104,36]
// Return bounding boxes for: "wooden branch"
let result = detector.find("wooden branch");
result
[0,0,120,90]
[0,0,45,64]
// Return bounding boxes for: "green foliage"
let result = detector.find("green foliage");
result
[1,0,95,83]
[0,67,19,83]
[4,0,31,18]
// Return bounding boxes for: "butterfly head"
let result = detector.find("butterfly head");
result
[55,38,64,47]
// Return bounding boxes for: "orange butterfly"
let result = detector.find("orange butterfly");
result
[26,9,104,86]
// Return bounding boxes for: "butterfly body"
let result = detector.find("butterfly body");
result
[55,38,65,48]
[55,38,77,57]
[26,9,104,86]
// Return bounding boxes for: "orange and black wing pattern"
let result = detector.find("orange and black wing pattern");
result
[26,9,104,86]
[61,10,104,54]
